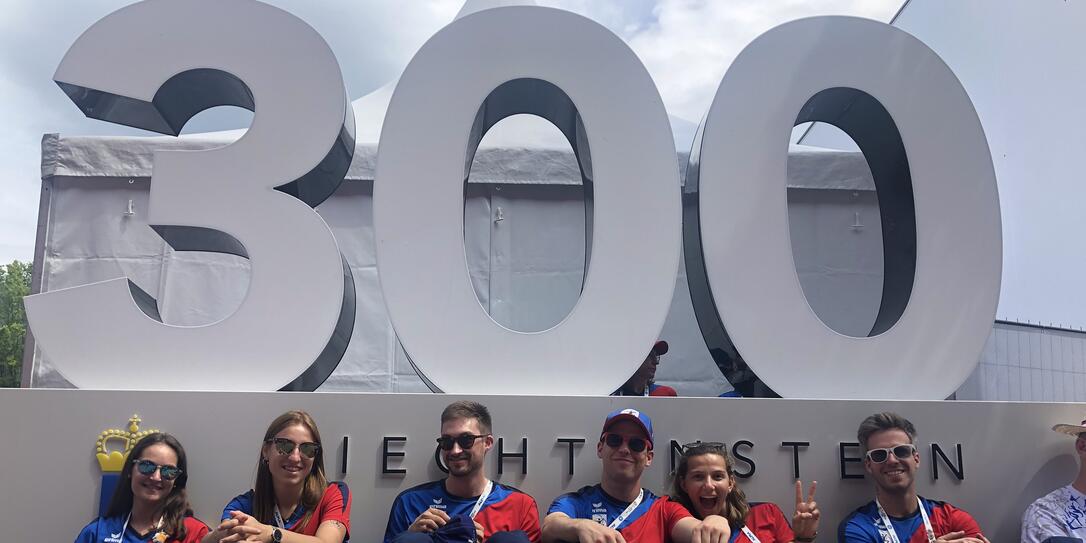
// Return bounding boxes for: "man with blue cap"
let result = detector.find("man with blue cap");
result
[542,408,729,543]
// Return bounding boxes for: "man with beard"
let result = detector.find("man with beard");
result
[839,412,988,543]
[384,401,540,543]
[614,341,677,397]
[542,408,729,543]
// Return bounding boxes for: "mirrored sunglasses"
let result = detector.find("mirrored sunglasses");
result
[865,444,916,463]
[436,434,489,451]
[267,437,320,459]
[133,459,182,481]
[603,433,649,452]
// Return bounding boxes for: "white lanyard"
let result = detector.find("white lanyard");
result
[469,480,494,519]
[118,512,164,542]
[608,489,645,530]
[740,526,761,543]
[273,504,287,529]
[875,497,935,543]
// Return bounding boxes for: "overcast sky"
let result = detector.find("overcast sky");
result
[0,0,902,266]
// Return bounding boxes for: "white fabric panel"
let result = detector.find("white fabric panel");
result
[786,188,884,338]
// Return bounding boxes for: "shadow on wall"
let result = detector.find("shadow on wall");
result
[997,454,1077,541]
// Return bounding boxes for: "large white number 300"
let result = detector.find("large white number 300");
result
[24,0,356,390]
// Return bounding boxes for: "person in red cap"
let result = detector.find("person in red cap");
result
[542,408,729,543]
[1021,417,1086,542]
[614,341,677,397]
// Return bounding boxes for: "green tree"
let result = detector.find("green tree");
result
[0,260,31,387]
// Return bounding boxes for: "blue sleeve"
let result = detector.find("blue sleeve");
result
[384,494,411,543]
[838,515,876,543]
[547,493,580,518]
[74,519,100,543]
[222,491,253,521]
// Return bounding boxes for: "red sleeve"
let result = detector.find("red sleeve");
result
[316,482,352,532]
[662,497,693,535]
[179,516,210,543]
[939,503,983,538]
[520,494,542,543]
[745,503,794,543]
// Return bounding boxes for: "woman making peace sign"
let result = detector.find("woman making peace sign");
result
[671,443,819,542]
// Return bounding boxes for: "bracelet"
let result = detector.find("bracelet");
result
[795,532,817,542]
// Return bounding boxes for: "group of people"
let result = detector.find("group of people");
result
[74,400,1086,543]
[76,411,350,543]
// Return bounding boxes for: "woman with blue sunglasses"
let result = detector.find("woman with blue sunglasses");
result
[76,433,209,543]
[203,410,351,543]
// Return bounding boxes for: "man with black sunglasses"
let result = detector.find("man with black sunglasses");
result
[839,412,988,543]
[384,401,541,543]
[542,408,729,543]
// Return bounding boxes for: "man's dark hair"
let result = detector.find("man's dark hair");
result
[441,401,492,434]
[857,412,917,450]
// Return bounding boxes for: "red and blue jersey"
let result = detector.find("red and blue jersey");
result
[838,497,983,543]
[731,502,794,543]
[223,482,351,540]
[384,480,541,543]
[75,515,208,543]
[548,485,690,543]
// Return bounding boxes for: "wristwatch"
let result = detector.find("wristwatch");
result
[271,528,283,543]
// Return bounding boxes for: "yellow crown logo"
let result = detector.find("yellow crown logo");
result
[96,414,158,473]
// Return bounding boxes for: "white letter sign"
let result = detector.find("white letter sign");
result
[375,6,682,395]
[684,17,1001,400]
[24,0,356,390]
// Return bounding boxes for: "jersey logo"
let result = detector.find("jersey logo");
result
[104,531,123,543]
[592,513,607,525]
[593,502,603,508]
[619,408,641,418]
[433,497,443,504]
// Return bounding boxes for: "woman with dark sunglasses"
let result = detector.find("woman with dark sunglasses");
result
[203,411,351,543]
[76,432,209,543]
[671,443,819,543]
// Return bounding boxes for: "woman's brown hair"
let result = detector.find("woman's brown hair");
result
[106,433,194,540]
[670,443,750,529]
[253,411,328,529]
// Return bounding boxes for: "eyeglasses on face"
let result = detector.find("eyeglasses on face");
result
[436,434,490,451]
[865,444,917,463]
[602,433,650,452]
[680,441,725,452]
[132,459,183,481]
[266,437,320,459]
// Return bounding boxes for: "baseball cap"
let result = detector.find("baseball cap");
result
[652,340,668,356]
[602,408,654,448]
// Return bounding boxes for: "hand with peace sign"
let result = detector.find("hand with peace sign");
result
[792,480,820,542]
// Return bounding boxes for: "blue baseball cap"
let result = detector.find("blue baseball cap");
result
[602,408,654,448]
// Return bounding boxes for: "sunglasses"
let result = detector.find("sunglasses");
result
[436,434,490,451]
[680,441,725,452]
[132,459,183,481]
[865,444,917,463]
[602,433,650,452]
[266,437,320,459]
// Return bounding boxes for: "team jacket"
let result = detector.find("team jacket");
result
[74,515,208,543]
[548,485,690,543]
[838,497,983,543]
[384,480,541,543]
[223,482,352,540]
